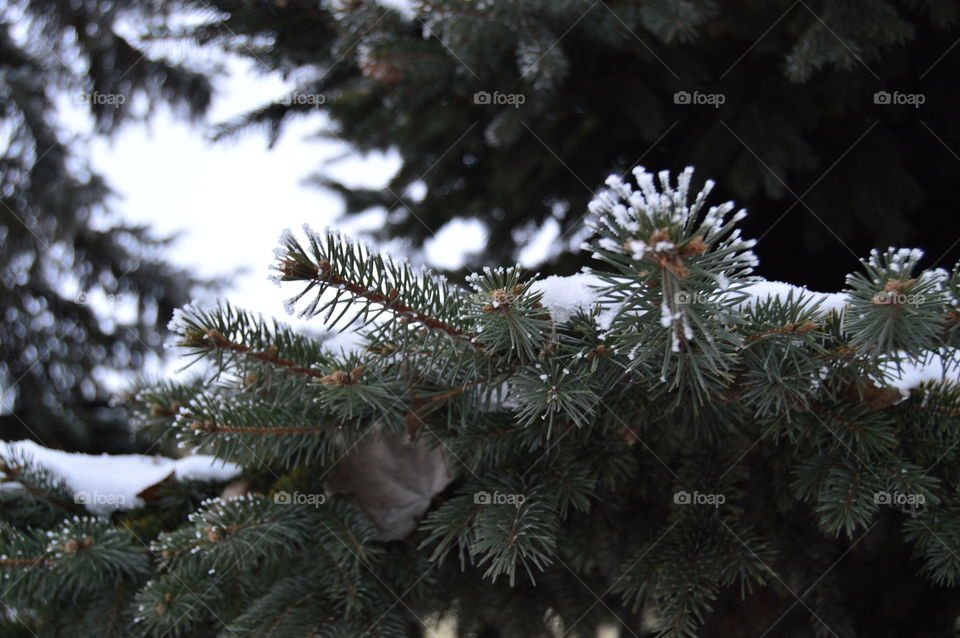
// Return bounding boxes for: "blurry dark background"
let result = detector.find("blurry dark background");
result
[2,0,958,452]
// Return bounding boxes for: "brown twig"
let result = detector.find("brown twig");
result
[0,556,47,567]
[189,421,340,435]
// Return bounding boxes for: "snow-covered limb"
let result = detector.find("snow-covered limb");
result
[13,163,960,638]
[734,280,849,316]
[880,353,960,400]
[0,440,241,517]
[529,272,960,396]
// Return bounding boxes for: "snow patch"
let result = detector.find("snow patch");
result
[0,440,242,517]
[530,272,604,324]
[880,354,960,401]
[733,281,848,315]
[373,0,417,20]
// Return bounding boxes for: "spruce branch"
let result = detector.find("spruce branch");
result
[584,166,757,404]
[0,451,85,523]
[420,475,564,588]
[463,266,552,362]
[38,517,150,596]
[904,508,960,586]
[844,248,949,357]
[168,302,336,379]
[509,359,600,431]
[11,160,960,637]
[274,226,481,349]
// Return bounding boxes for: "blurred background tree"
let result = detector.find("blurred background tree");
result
[0,1,214,452]
[190,0,960,289]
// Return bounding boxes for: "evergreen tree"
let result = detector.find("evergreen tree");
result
[1,1,214,451]
[3,167,960,636]
[182,0,960,289]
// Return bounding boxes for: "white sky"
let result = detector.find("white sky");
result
[63,52,504,384]
[80,51,504,314]
[84,56,399,327]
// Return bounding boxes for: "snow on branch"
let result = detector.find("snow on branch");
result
[0,440,241,517]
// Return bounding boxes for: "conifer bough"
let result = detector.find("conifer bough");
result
[4,167,960,637]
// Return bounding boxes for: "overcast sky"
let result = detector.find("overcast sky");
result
[81,51,513,312]
[82,57,395,324]
[61,50,507,385]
